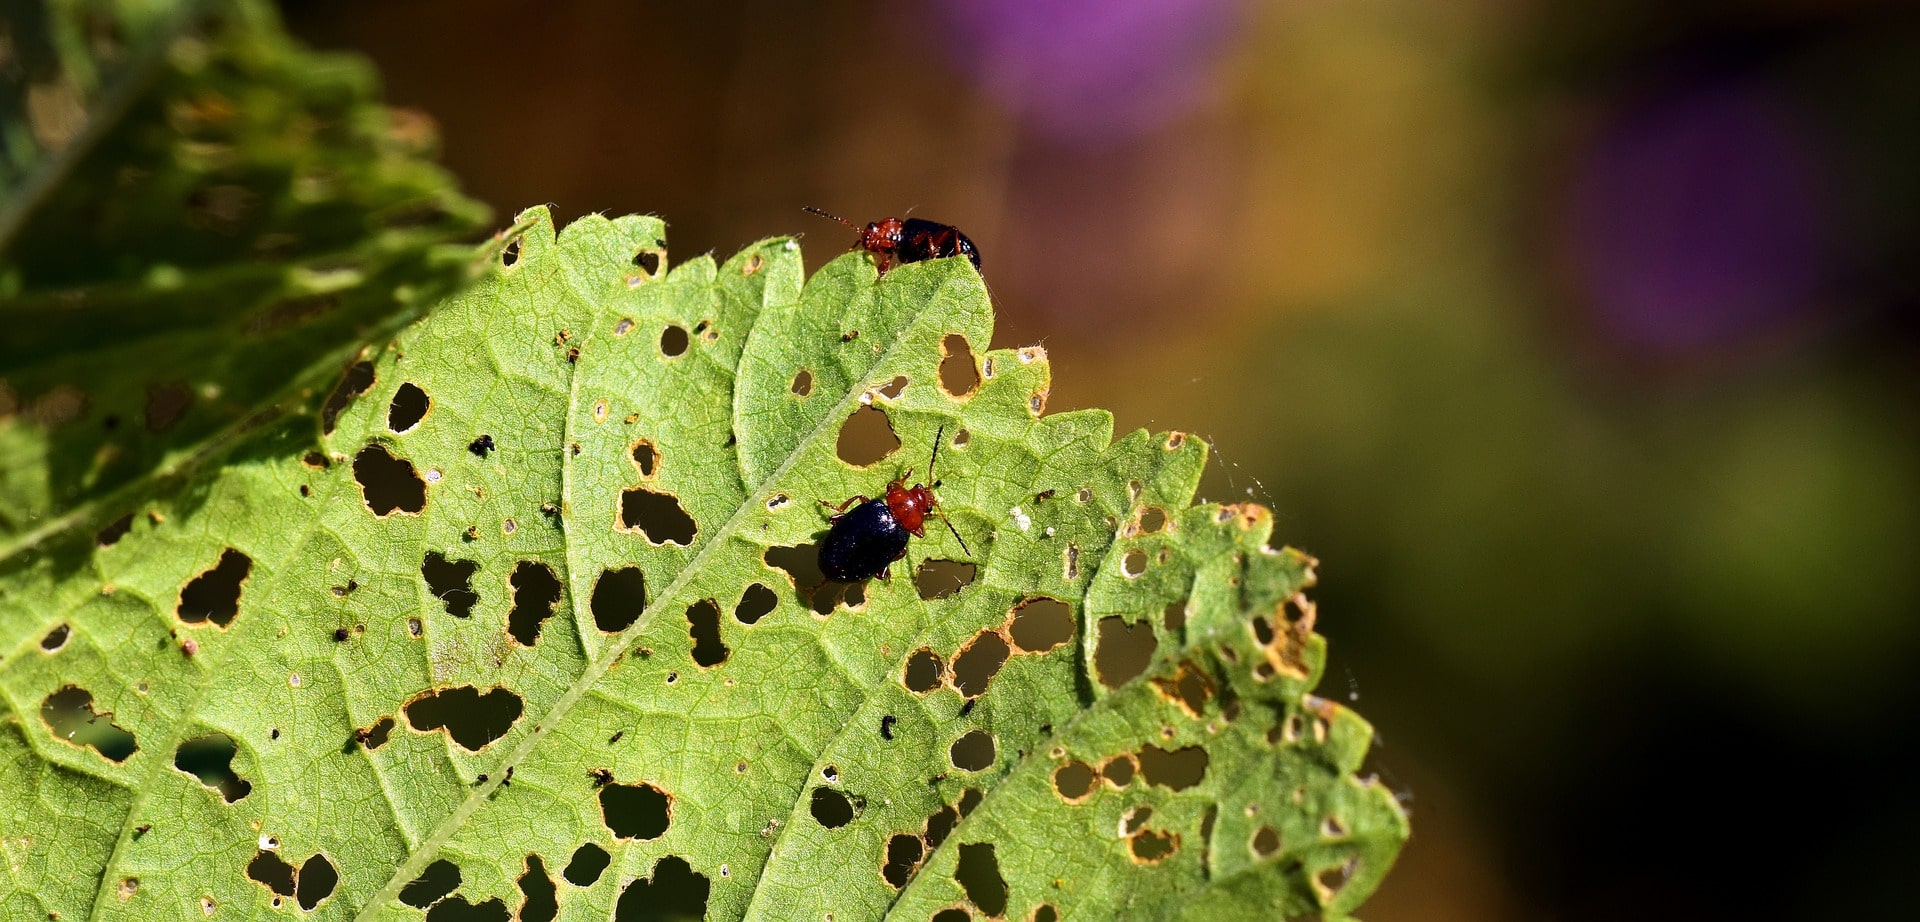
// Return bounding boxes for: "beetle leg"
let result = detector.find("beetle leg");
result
[820,496,869,519]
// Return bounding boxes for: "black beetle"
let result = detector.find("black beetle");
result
[803,207,981,276]
[818,426,970,582]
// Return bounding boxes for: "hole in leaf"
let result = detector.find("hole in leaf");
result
[791,369,813,396]
[1094,617,1156,688]
[501,237,522,267]
[601,782,671,840]
[1064,544,1080,581]
[1121,548,1148,578]
[297,854,337,910]
[620,488,698,545]
[357,716,395,750]
[564,843,610,886]
[40,624,70,652]
[939,335,980,397]
[836,406,899,467]
[175,733,250,802]
[1052,761,1095,801]
[913,559,976,600]
[421,551,480,618]
[1009,598,1073,653]
[932,910,970,922]
[734,583,777,625]
[1251,825,1280,858]
[1130,829,1177,863]
[765,543,825,591]
[41,686,136,761]
[1315,861,1355,901]
[354,444,425,515]
[427,897,509,921]
[1153,662,1215,718]
[904,649,944,693]
[925,805,959,848]
[949,730,995,772]
[177,548,251,626]
[518,855,557,922]
[1138,507,1168,533]
[1101,754,1136,788]
[97,513,134,547]
[955,843,1007,917]
[247,850,297,897]
[882,833,923,888]
[591,567,647,632]
[1163,600,1188,633]
[614,855,709,921]
[388,383,430,433]
[321,360,375,435]
[1035,905,1059,922]
[877,375,908,399]
[1138,745,1209,790]
[631,440,658,476]
[659,325,689,357]
[951,632,1009,698]
[404,686,524,751]
[1251,615,1275,646]
[508,562,562,645]
[1121,805,1154,836]
[687,600,728,667]
[468,434,495,457]
[810,787,855,828]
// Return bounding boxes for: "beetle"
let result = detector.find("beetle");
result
[803,207,981,276]
[818,425,970,582]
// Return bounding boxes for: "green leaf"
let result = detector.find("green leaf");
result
[0,206,1406,920]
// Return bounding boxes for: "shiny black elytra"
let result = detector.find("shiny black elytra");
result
[803,207,981,276]
[818,427,970,583]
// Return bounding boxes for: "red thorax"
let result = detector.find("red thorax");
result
[883,479,934,536]
[859,218,905,257]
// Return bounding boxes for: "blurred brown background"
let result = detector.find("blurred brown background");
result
[283,1,1920,918]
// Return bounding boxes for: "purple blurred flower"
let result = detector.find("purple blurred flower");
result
[931,0,1242,143]
[1564,78,1837,355]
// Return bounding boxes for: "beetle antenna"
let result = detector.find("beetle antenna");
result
[929,424,946,483]
[802,205,856,229]
[938,510,972,559]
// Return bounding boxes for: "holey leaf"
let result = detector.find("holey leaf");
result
[0,208,1407,921]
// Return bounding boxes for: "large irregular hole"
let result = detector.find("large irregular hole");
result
[810,786,855,828]
[734,583,777,625]
[620,488,698,545]
[40,624,70,652]
[949,730,996,772]
[925,805,959,848]
[41,686,136,761]
[356,716,395,750]
[563,844,610,886]
[427,897,508,921]
[903,649,944,693]
[399,858,460,907]
[659,324,690,357]
[600,781,671,840]
[951,632,1009,698]
[421,551,480,618]
[354,444,426,515]
[836,406,899,467]
[882,833,923,889]
[388,382,430,433]
[1094,617,1157,688]
[614,856,710,921]
[508,561,562,645]
[764,543,825,591]
[913,559,977,600]
[321,360,375,435]
[247,850,298,897]
[297,854,338,910]
[954,843,1007,917]
[1138,745,1210,791]
[876,375,909,400]
[687,600,728,667]
[630,440,658,476]
[591,567,648,632]
[939,334,980,398]
[404,686,524,751]
[1152,662,1215,718]
[1130,829,1178,863]
[518,855,557,922]
[175,732,250,802]
[1052,761,1096,801]
[1009,597,1074,653]
[177,548,251,626]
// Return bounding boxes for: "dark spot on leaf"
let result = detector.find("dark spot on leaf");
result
[687,600,727,667]
[939,334,980,398]
[404,686,523,751]
[421,551,479,618]
[955,843,1007,917]
[508,561,562,645]
[951,632,1009,698]
[96,513,134,547]
[563,844,609,886]
[518,855,557,922]
[591,567,647,632]
[175,732,250,802]
[297,854,337,910]
[904,649,944,693]
[1052,761,1096,801]
[40,624,69,652]
[734,583,777,625]
[882,834,923,889]
[321,360,375,436]
[614,855,709,921]
[630,440,657,476]
[881,715,897,740]
[354,444,425,515]
[246,850,297,897]
[426,896,509,921]
[949,730,995,772]
[142,382,192,433]
[913,559,976,600]
[620,488,697,545]
[1139,745,1209,790]
[41,686,136,761]
[1093,617,1156,688]
[810,787,855,828]
[177,548,251,626]
[601,781,671,839]
[388,382,430,433]
[836,406,899,467]
[1010,597,1074,653]
[659,324,689,356]
[468,434,495,457]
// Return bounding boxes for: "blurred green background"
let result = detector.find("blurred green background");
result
[285,1,1920,918]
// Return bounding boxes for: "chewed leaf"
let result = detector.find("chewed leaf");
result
[0,208,1405,919]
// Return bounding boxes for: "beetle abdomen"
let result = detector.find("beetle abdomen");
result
[819,499,911,582]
